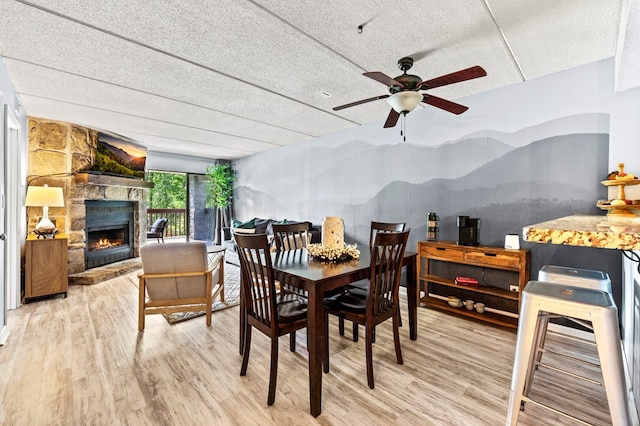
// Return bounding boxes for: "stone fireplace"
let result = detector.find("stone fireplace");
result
[66,172,148,275]
[27,117,149,276]
[84,200,135,269]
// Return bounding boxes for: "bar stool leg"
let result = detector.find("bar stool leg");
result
[507,301,542,425]
[591,309,630,426]
[523,313,547,398]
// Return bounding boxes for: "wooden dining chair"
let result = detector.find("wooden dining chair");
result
[234,233,308,406]
[272,222,310,251]
[323,230,409,389]
[272,222,311,300]
[339,221,406,341]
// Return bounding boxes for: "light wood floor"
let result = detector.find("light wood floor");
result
[0,270,612,425]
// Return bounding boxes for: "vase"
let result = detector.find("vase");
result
[322,216,344,249]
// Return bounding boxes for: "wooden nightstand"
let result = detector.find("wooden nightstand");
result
[24,234,68,302]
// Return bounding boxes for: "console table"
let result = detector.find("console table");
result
[418,240,529,328]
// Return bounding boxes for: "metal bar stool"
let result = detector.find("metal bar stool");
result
[533,265,612,366]
[506,280,629,426]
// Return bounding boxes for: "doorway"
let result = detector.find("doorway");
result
[0,93,7,344]
[146,171,214,243]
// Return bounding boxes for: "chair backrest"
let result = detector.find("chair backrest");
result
[369,221,406,247]
[368,230,410,317]
[235,233,279,329]
[150,217,168,233]
[272,222,310,251]
[140,241,208,300]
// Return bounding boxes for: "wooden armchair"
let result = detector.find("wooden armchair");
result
[138,242,223,331]
[146,218,168,243]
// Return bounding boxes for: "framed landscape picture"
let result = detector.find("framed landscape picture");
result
[87,133,147,179]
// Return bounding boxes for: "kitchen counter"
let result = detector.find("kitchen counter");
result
[523,214,640,250]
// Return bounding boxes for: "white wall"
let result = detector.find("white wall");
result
[0,58,28,342]
[146,150,217,174]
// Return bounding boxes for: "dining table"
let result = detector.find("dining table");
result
[238,245,418,417]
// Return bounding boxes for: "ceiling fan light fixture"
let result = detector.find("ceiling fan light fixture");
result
[387,91,423,113]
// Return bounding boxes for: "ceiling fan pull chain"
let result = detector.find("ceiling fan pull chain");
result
[401,113,406,142]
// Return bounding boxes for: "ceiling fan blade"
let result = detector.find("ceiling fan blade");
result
[383,109,401,128]
[333,94,389,111]
[422,95,469,115]
[364,72,405,88]
[419,66,487,90]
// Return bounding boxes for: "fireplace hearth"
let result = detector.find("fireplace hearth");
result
[85,200,135,270]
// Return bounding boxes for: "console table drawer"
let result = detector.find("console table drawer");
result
[421,245,465,262]
[464,251,520,269]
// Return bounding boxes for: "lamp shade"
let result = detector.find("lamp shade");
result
[25,185,64,207]
[387,91,423,113]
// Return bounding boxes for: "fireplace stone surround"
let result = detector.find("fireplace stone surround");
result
[67,177,147,275]
[27,117,149,277]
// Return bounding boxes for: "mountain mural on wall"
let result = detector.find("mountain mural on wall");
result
[235,111,612,282]
[251,138,514,203]
[237,131,606,247]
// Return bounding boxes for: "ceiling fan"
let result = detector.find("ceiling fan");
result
[333,57,487,128]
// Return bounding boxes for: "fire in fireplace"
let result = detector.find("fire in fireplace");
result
[88,227,126,251]
[85,201,135,269]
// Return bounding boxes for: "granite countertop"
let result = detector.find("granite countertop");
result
[523,214,640,250]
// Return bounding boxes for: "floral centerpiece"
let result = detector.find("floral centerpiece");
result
[306,243,360,262]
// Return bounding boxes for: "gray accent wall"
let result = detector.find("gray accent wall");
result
[233,59,624,306]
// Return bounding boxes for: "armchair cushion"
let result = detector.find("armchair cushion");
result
[141,241,210,300]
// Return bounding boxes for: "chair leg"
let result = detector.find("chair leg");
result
[352,322,359,342]
[393,311,403,365]
[240,326,252,376]
[324,312,330,373]
[365,324,375,389]
[398,307,403,327]
[219,260,225,302]
[338,316,345,336]
[268,335,279,406]
[290,331,296,352]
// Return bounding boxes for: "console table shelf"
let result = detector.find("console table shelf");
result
[421,274,521,300]
[426,296,519,328]
[418,241,529,329]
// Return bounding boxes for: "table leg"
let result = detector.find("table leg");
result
[406,255,418,341]
[307,285,323,417]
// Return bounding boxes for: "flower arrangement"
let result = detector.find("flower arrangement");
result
[306,243,360,261]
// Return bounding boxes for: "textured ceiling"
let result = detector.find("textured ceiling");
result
[0,0,626,160]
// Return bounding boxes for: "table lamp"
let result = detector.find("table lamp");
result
[25,184,64,238]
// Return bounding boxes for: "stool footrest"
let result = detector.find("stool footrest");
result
[546,329,596,345]
[537,362,602,386]
[540,349,601,369]
[523,397,593,426]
